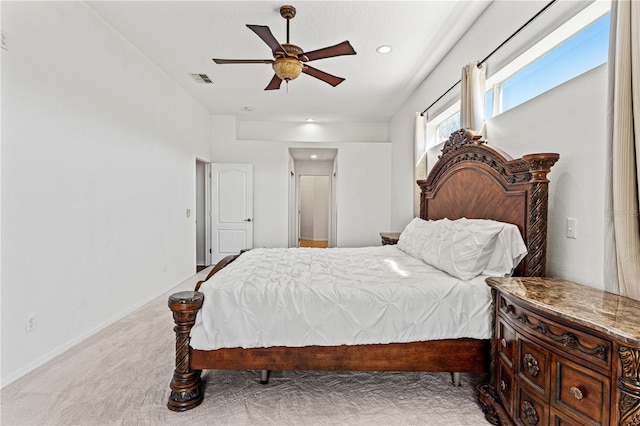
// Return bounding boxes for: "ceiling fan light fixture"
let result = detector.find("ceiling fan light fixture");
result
[272,57,303,81]
[211,4,356,90]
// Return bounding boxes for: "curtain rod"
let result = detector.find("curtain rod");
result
[420,0,557,117]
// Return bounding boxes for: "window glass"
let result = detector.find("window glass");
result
[485,88,494,120]
[501,13,610,112]
[437,111,461,141]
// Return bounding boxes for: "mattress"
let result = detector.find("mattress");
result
[189,245,492,350]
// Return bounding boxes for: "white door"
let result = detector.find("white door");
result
[211,163,253,263]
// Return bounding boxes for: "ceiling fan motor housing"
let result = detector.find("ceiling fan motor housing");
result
[280,5,296,20]
[273,43,304,81]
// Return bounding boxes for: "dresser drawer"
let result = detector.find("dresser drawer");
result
[498,295,611,370]
[497,359,514,415]
[550,406,593,426]
[518,336,550,399]
[498,318,517,367]
[551,354,610,425]
[549,407,592,426]
[517,386,549,426]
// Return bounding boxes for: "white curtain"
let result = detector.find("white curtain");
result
[414,112,427,217]
[460,62,486,133]
[605,0,640,301]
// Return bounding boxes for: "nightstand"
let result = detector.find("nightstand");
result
[379,232,401,245]
[478,277,640,426]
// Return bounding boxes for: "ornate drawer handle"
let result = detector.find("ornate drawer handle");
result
[523,353,540,377]
[500,380,507,391]
[569,386,584,400]
[501,338,507,348]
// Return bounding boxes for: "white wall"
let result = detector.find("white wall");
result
[1,2,212,385]
[486,65,607,288]
[389,1,607,289]
[211,116,391,248]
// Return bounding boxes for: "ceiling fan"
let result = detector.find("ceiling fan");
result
[212,5,357,91]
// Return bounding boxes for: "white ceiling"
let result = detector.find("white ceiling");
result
[289,147,337,162]
[86,1,491,123]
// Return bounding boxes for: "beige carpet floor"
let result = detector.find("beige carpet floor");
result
[1,268,491,425]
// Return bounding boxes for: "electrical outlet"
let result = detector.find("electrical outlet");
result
[26,314,36,333]
[1,30,8,51]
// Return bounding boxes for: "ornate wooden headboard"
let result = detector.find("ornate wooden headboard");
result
[417,129,559,277]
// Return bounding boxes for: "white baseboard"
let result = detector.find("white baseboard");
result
[0,271,195,388]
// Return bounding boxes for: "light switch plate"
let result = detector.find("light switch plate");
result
[566,218,577,239]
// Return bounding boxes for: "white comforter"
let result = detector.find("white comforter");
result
[189,246,492,350]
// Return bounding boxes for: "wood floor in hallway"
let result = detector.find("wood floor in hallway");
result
[299,239,329,248]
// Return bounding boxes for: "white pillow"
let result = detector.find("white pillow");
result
[484,224,528,276]
[420,218,504,280]
[397,218,440,259]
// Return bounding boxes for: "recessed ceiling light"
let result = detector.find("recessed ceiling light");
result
[376,45,392,54]
[243,106,254,112]
[306,118,315,122]
[310,155,318,160]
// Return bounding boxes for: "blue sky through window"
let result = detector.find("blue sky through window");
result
[501,13,610,111]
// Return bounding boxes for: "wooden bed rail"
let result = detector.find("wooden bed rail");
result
[194,254,241,291]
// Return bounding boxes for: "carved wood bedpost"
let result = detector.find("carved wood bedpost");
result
[522,153,559,277]
[167,291,204,411]
[618,345,640,425]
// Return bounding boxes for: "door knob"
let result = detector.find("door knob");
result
[244,218,252,222]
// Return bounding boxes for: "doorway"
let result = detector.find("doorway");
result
[288,148,337,248]
[299,175,330,248]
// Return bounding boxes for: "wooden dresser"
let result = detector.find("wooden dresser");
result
[478,277,640,426]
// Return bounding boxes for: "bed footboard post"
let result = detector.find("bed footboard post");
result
[167,291,204,412]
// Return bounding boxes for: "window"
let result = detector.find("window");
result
[498,12,610,112]
[425,0,610,148]
[426,101,460,149]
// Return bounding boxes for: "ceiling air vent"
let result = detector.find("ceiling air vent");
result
[191,73,213,84]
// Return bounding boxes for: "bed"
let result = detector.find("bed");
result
[167,129,559,411]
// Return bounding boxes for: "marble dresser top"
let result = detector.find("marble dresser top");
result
[486,277,640,346]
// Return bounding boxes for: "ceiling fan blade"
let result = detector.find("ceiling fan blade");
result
[247,25,286,55]
[300,41,357,62]
[212,59,273,64]
[265,74,283,91]
[302,65,345,87]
